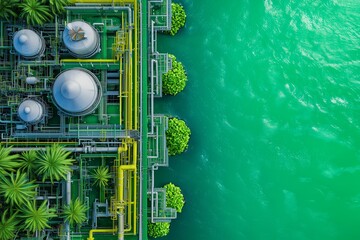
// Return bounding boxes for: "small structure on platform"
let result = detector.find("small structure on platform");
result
[63,21,101,58]
[13,29,45,58]
[52,68,102,116]
[18,99,45,124]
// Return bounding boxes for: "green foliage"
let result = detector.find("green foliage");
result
[19,0,52,25]
[92,165,111,188]
[48,0,70,15]
[0,209,18,240]
[36,144,74,183]
[0,0,19,21]
[166,118,191,155]
[0,171,37,206]
[168,3,186,35]
[0,146,20,175]
[20,200,57,233]
[162,54,187,95]
[63,198,88,226]
[164,183,185,213]
[18,150,38,176]
[148,222,170,238]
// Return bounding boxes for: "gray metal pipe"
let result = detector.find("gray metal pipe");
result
[118,213,124,240]
[138,1,143,238]
[65,172,71,240]
[65,6,133,27]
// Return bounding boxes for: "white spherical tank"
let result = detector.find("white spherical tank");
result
[63,21,100,58]
[52,68,102,116]
[18,99,45,124]
[13,29,45,58]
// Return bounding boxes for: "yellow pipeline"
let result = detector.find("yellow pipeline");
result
[87,143,127,240]
[61,59,117,63]
[134,0,138,130]
[117,140,137,234]
[87,229,117,240]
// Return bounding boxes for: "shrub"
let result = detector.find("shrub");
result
[164,183,184,213]
[162,54,187,95]
[166,118,190,156]
[168,3,186,35]
[148,222,170,238]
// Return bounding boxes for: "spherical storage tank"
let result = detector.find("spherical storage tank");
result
[18,99,45,124]
[52,68,102,116]
[13,29,45,58]
[63,21,100,58]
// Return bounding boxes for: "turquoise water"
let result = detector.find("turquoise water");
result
[154,0,360,239]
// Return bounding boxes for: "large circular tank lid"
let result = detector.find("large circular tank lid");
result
[63,21,100,58]
[13,29,45,58]
[18,99,44,124]
[52,69,101,116]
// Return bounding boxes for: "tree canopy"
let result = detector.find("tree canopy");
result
[0,210,18,240]
[0,146,20,175]
[63,198,88,227]
[49,0,70,15]
[162,54,187,95]
[0,0,71,23]
[19,0,53,25]
[0,0,19,21]
[20,200,57,233]
[148,222,170,238]
[36,144,74,183]
[164,183,185,213]
[166,118,191,155]
[18,150,38,177]
[91,165,111,188]
[0,171,37,207]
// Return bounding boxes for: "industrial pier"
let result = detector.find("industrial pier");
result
[0,0,176,239]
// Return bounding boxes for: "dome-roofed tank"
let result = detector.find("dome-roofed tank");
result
[13,29,45,58]
[63,21,100,58]
[18,99,45,124]
[52,68,102,116]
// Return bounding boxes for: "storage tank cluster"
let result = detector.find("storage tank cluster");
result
[13,21,102,124]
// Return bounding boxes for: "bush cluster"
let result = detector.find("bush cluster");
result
[164,182,185,213]
[148,222,170,238]
[166,117,191,156]
[168,3,186,35]
[162,54,187,95]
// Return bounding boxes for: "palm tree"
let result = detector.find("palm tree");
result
[48,0,70,15]
[18,150,38,177]
[0,170,38,206]
[92,165,111,188]
[0,146,20,176]
[0,209,18,240]
[20,200,57,233]
[19,0,52,25]
[0,0,19,21]
[62,198,88,226]
[36,144,74,183]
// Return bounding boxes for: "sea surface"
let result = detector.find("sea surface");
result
[154,0,360,239]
